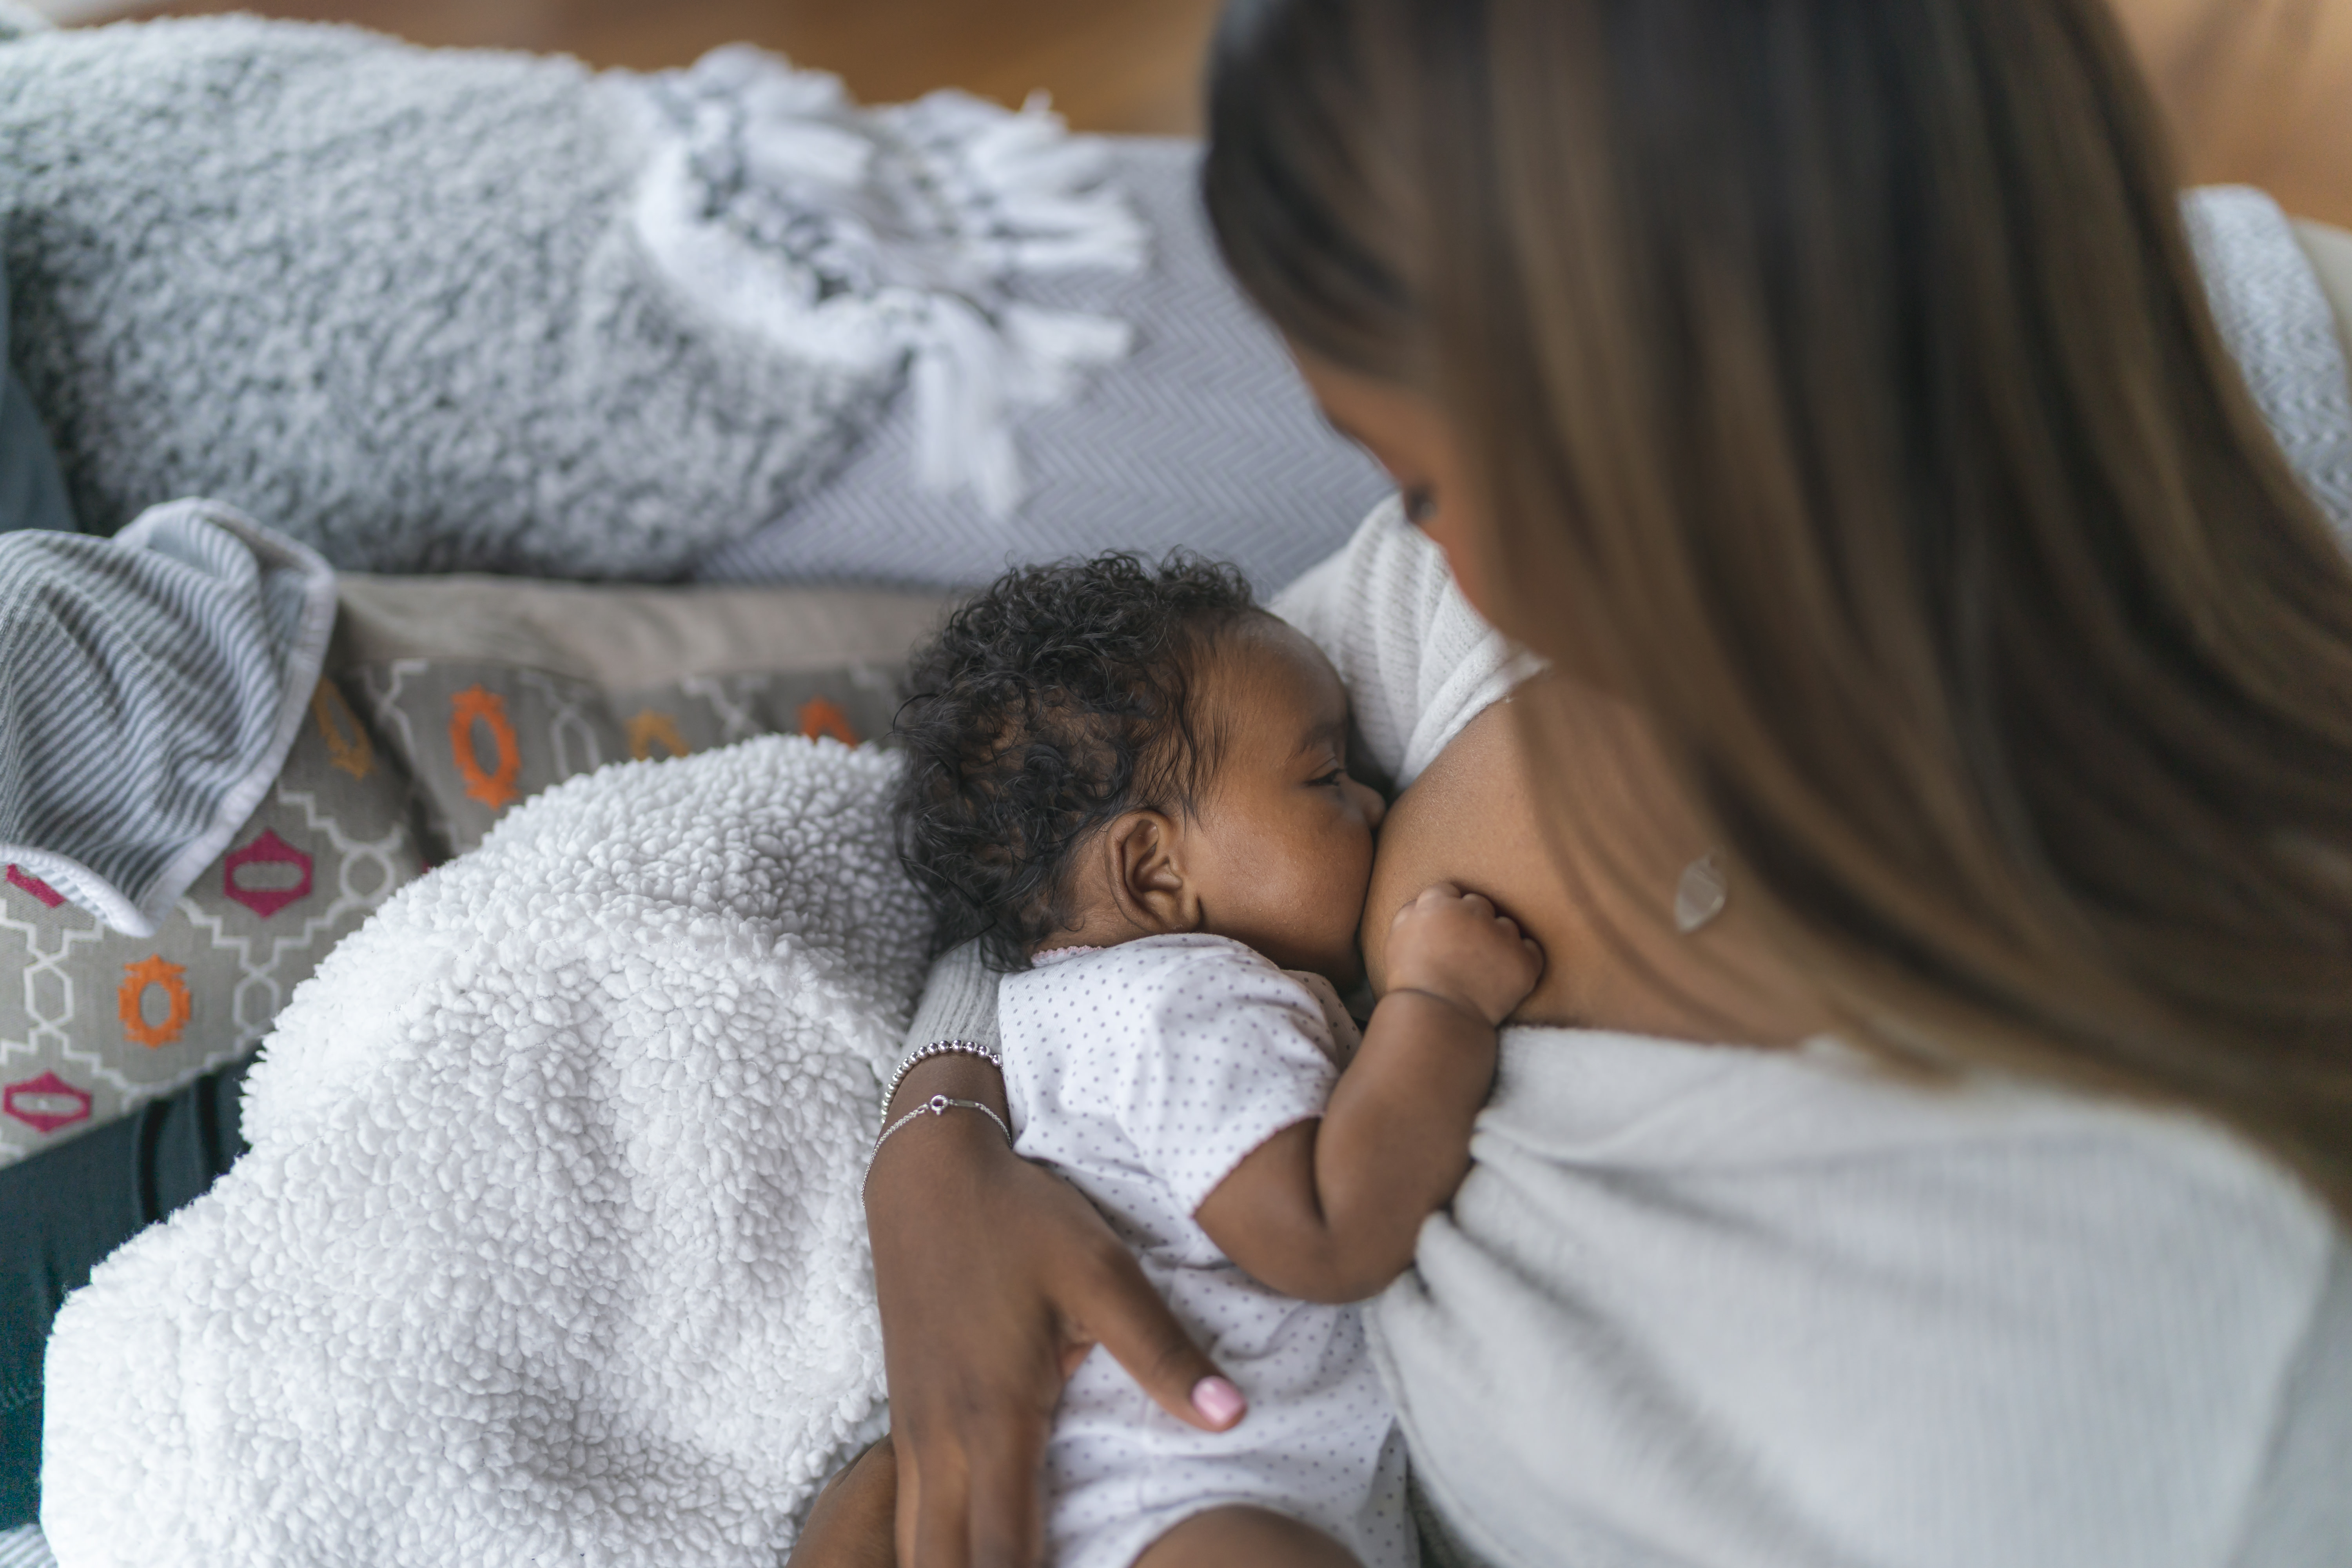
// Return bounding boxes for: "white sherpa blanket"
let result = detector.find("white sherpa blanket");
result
[39,736,929,1566]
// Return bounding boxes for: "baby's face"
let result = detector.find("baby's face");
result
[1181,616,1386,985]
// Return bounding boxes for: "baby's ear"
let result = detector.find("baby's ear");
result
[1105,810,1200,936]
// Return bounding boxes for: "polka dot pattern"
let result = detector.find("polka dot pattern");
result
[1000,935,1416,1568]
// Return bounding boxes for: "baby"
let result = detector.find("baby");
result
[888,554,1542,1568]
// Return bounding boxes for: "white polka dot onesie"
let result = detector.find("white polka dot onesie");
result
[999,933,1418,1568]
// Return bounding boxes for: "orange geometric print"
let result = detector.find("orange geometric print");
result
[450,685,522,810]
[797,696,859,747]
[628,709,690,762]
[311,679,376,780]
[119,955,192,1049]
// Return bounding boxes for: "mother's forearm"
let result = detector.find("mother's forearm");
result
[866,1052,1020,1236]
[873,939,1013,1158]
[861,1027,1237,1568]
[882,1053,1011,1125]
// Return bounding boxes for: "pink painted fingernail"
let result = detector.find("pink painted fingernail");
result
[1191,1376,1246,1426]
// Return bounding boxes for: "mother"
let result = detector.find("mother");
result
[856,0,2352,1563]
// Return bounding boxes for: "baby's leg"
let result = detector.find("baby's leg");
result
[1133,1505,1360,1568]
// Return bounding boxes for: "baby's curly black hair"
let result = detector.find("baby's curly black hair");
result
[893,552,1260,967]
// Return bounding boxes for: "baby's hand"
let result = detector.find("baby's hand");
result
[1383,882,1544,1027]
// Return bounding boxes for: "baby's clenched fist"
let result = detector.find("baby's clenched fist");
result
[1382,882,1544,1027]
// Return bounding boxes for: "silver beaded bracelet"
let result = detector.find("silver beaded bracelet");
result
[880,1038,1002,1129]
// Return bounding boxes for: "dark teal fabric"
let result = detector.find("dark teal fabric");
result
[1,252,76,537]
[0,229,101,1530]
[0,1060,249,1527]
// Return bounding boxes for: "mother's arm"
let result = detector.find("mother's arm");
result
[862,946,1241,1568]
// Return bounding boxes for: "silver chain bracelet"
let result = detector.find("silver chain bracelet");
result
[880,1038,1002,1129]
[865,1093,1015,1191]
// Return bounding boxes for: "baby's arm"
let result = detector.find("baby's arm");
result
[1195,884,1541,1304]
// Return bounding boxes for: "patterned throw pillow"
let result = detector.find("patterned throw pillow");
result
[0,679,426,1167]
[328,574,952,862]
[0,575,951,1168]
[347,663,911,862]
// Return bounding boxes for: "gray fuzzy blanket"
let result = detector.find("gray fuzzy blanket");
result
[0,19,1138,578]
[1,18,857,576]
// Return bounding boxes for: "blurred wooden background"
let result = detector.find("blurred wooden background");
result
[107,0,2352,226]
[2126,0,2352,227]
[114,0,1228,137]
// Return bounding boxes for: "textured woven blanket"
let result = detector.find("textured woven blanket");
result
[0,499,335,937]
[42,735,929,1565]
[0,19,1140,576]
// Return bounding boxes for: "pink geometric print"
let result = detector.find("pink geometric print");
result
[223,829,314,919]
[4,1071,92,1134]
[5,864,65,909]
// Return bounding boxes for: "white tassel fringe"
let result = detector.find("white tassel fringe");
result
[618,48,1148,519]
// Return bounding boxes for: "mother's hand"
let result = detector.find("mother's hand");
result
[865,1058,1243,1568]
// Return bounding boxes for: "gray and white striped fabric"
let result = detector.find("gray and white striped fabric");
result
[0,1524,54,1568]
[2185,185,2352,550]
[0,498,336,936]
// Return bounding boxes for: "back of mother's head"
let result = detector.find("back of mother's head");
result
[1204,0,2352,1218]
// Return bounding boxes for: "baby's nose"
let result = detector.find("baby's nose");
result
[1353,777,1388,828]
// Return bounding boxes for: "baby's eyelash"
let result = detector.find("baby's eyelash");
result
[1312,768,1348,787]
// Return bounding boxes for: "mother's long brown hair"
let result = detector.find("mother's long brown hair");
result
[1206,0,2352,1217]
